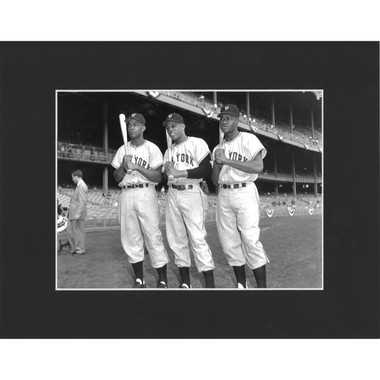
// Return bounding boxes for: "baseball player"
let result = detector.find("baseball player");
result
[111,113,169,288]
[66,170,88,255]
[163,113,215,288]
[212,104,269,288]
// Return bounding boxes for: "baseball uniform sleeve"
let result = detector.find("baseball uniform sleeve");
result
[111,146,124,169]
[245,134,267,160]
[195,138,211,164]
[149,143,164,170]
[187,154,212,179]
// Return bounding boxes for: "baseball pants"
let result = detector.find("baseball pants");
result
[166,186,214,272]
[118,186,169,268]
[216,182,269,269]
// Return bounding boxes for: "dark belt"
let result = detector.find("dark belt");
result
[220,183,247,189]
[170,184,194,191]
[122,183,150,189]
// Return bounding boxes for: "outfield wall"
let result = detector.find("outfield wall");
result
[79,198,322,230]
[58,190,322,230]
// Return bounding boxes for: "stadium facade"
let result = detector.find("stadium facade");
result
[57,90,322,197]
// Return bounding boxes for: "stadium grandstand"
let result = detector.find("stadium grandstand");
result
[57,90,322,227]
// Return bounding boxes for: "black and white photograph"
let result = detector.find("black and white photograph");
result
[1,2,380,377]
[56,90,323,290]
[0,38,378,361]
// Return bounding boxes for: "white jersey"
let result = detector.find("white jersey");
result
[163,136,211,185]
[212,132,266,184]
[111,140,164,187]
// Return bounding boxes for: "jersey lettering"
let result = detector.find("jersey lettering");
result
[175,153,194,166]
[228,151,248,162]
[133,156,150,169]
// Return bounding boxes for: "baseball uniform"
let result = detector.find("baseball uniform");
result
[111,140,169,269]
[163,137,214,273]
[212,131,270,270]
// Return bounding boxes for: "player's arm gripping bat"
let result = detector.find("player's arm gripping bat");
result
[214,127,225,166]
[165,129,174,181]
[219,128,224,149]
[119,114,132,174]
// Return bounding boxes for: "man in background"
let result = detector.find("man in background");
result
[67,169,88,255]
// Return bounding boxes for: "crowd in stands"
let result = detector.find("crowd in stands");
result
[58,141,116,163]
[58,92,321,169]
[161,91,322,149]
[261,192,322,209]
[57,147,321,184]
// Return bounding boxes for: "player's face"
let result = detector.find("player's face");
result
[219,114,239,134]
[166,122,185,142]
[127,120,145,139]
[71,175,78,184]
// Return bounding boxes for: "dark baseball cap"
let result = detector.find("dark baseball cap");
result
[217,104,240,118]
[162,113,184,126]
[126,113,146,124]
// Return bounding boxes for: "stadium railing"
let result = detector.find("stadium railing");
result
[161,91,322,149]
[259,171,322,183]
[57,141,116,163]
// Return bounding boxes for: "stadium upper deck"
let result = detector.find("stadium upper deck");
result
[57,90,322,197]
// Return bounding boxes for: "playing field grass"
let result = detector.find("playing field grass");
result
[57,214,322,289]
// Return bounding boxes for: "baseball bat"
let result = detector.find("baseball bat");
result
[216,127,224,166]
[219,128,224,148]
[165,130,174,181]
[119,114,132,174]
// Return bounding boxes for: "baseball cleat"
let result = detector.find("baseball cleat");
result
[134,278,146,288]
[179,283,191,289]
[157,281,168,288]
[237,282,247,289]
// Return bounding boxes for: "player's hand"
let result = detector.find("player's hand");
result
[124,160,138,171]
[214,149,227,164]
[164,162,174,174]
[123,155,136,171]
[122,154,133,165]
[165,162,181,178]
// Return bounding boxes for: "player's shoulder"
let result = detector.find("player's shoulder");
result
[145,140,164,156]
[241,131,262,142]
[188,136,204,143]
[144,139,157,147]
[240,131,255,138]
[188,136,209,147]
[144,139,161,150]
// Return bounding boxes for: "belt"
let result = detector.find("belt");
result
[170,184,194,191]
[220,183,247,189]
[122,183,150,189]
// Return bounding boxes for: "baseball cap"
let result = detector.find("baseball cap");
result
[217,104,240,118]
[126,113,146,124]
[162,113,184,126]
